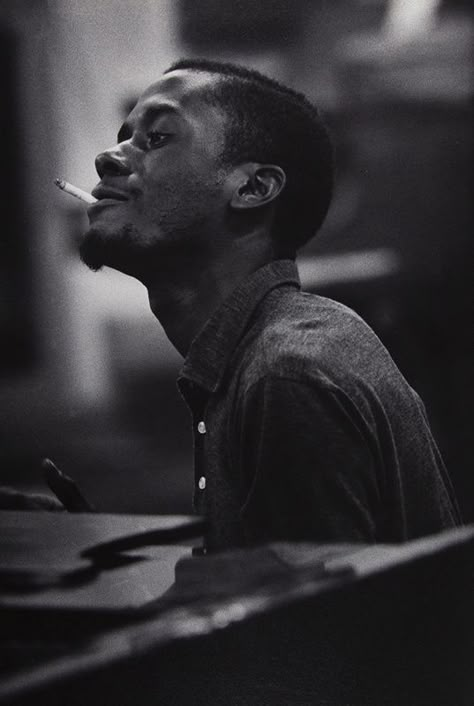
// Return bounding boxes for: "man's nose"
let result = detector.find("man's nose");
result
[95,146,131,179]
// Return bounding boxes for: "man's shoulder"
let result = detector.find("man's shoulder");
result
[236,287,404,397]
[256,289,385,370]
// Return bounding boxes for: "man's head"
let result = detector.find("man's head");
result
[165,59,334,255]
[82,59,333,276]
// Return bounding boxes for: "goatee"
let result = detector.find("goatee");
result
[79,224,142,273]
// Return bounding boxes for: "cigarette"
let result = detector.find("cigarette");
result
[54,178,97,204]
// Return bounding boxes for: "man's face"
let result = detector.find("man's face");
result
[82,70,229,275]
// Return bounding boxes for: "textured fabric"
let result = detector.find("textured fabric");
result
[177,260,461,552]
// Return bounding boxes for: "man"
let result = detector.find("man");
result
[78,58,461,551]
[4,59,458,548]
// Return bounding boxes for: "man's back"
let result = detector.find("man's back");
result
[179,261,461,551]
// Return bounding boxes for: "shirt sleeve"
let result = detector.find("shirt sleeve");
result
[238,375,382,544]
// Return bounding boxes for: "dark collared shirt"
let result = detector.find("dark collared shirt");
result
[177,260,461,552]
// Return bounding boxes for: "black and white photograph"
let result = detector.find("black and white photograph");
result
[0,1,472,704]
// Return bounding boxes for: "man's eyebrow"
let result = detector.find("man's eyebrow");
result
[117,104,182,143]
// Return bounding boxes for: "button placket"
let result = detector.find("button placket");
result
[196,416,207,493]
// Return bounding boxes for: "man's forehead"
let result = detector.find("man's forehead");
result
[138,69,219,110]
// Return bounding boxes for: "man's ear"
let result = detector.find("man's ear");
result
[230,164,286,210]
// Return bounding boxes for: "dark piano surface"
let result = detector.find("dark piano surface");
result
[0,511,472,706]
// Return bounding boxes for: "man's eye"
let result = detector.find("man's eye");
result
[146,131,170,149]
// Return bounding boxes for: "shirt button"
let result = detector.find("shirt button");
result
[198,476,206,490]
[197,421,206,434]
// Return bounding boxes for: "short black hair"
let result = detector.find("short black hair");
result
[165,58,334,256]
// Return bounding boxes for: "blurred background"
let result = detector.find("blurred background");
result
[0,0,472,521]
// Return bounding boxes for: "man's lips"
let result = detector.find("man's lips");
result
[87,198,126,215]
[91,184,129,201]
[88,185,130,216]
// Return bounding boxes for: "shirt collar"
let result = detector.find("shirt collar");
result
[178,259,300,395]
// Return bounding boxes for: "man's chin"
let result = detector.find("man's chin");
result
[79,229,107,272]
[79,224,151,277]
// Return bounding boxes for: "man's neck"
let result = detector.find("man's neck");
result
[146,236,275,357]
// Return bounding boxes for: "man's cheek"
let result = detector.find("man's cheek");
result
[149,182,183,210]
